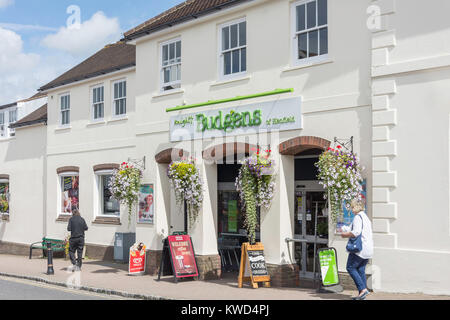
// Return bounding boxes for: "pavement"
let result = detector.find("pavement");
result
[0,254,448,300]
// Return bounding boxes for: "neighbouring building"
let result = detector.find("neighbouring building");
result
[1,0,450,295]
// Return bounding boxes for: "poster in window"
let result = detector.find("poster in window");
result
[138,184,154,224]
[62,176,79,214]
[0,183,9,214]
[228,200,238,233]
[336,179,367,233]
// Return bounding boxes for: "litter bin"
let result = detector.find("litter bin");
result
[114,233,136,263]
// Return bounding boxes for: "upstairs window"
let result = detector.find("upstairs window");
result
[161,39,181,91]
[0,113,5,138]
[60,94,71,126]
[92,85,105,120]
[113,80,127,116]
[8,108,17,136]
[293,0,328,64]
[220,19,247,78]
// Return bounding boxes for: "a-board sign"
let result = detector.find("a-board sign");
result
[168,235,199,278]
[158,235,199,282]
[318,248,340,287]
[128,243,146,275]
[238,243,271,289]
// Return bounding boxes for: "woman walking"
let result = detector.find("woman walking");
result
[341,199,373,300]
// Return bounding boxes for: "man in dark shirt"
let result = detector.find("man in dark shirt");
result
[67,209,88,271]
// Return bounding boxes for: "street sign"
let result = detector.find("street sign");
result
[318,248,340,287]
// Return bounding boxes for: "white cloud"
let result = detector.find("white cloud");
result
[41,11,121,58]
[0,0,14,9]
[0,23,57,32]
[0,27,65,105]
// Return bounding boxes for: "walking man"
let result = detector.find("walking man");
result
[67,209,88,271]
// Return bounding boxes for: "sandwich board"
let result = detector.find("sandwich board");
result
[238,243,271,289]
[157,234,199,283]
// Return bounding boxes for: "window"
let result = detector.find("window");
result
[0,113,5,138]
[8,108,17,136]
[97,173,120,216]
[220,19,247,78]
[113,80,127,116]
[0,179,9,215]
[161,39,181,91]
[92,85,104,120]
[60,175,79,215]
[293,0,328,63]
[60,94,71,126]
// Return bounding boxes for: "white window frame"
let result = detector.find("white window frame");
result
[91,84,105,122]
[59,93,71,127]
[291,0,329,66]
[94,170,121,218]
[0,112,5,138]
[0,178,10,215]
[58,172,79,217]
[218,17,247,81]
[8,108,17,137]
[111,79,127,118]
[160,37,182,92]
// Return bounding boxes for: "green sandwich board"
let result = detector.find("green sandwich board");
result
[318,248,340,287]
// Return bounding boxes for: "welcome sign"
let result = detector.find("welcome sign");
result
[170,97,302,142]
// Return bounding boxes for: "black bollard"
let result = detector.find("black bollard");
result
[46,242,55,275]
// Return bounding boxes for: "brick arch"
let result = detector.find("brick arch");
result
[203,142,258,162]
[279,136,331,156]
[93,164,120,172]
[155,148,188,164]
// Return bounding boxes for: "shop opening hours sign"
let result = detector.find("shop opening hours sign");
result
[168,235,199,278]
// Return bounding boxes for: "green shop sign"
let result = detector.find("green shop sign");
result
[170,97,302,142]
[318,248,340,287]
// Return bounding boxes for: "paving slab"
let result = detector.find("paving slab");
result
[0,255,448,300]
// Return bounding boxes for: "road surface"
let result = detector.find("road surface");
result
[0,276,128,300]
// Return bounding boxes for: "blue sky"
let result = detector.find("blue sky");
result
[0,0,185,105]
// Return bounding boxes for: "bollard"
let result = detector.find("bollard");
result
[46,242,55,275]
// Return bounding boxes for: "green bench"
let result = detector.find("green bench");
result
[29,238,66,259]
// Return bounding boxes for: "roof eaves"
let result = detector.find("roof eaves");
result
[124,0,251,41]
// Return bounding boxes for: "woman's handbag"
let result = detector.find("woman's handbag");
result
[346,215,364,253]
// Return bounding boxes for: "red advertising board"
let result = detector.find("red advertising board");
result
[167,235,199,278]
[128,247,146,275]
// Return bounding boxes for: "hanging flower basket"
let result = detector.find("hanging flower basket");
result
[235,148,276,245]
[167,158,204,230]
[109,162,143,226]
[315,146,363,223]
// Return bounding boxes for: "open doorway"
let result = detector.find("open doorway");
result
[293,150,329,280]
[217,159,260,274]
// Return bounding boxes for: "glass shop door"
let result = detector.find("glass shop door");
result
[294,182,329,279]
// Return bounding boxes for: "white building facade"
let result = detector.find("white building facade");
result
[1,0,450,295]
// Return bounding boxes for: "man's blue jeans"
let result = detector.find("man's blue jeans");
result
[346,253,369,292]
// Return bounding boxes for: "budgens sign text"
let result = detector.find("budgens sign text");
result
[170,97,302,142]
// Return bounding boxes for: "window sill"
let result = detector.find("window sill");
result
[92,216,121,225]
[56,215,71,222]
[152,88,185,99]
[107,116,128,124]
[283,57,333,73]
[211,75,251,88]
[55,126,72,132]
[87,120,106,127]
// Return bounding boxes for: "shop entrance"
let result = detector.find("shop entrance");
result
[217,162,260,273]
[293,155,329,280]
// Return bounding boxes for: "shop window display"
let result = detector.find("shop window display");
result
[0,181,9,215]
[61,176,79,214]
